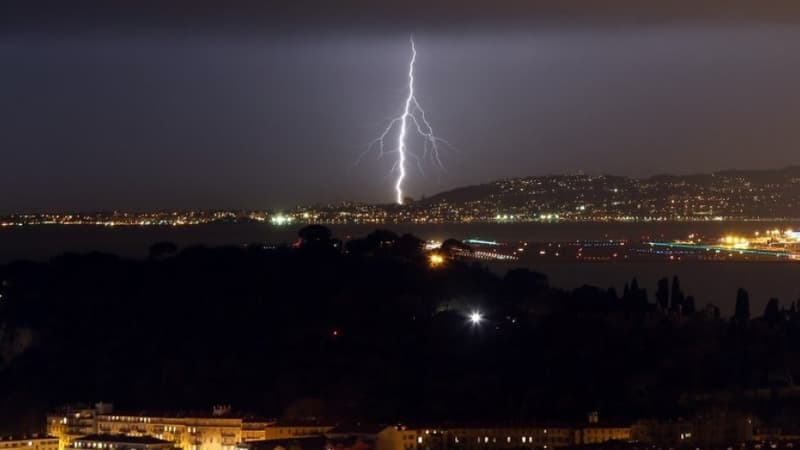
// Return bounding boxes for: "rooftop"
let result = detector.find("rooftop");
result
[97,411,242,420]
[269,420,334,428]
[403,421,579,430]
[326,424,389,435]
[73,435,171,445]
[238,437,326,449]
[0,436,57,443]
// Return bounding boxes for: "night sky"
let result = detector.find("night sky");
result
[3,1,800,212]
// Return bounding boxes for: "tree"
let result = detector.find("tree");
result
[630,277,640,292]
[705,303,721,318]
[366,229,399,245]
[394,233,425,259]
[656,277,669,310]
[734,288,751,322]
[621,277,647,307]
[627,277,647,306]
[683,296,696,315]
[345,229,400,256]
[504,268,549,299]
[148,241,178,259]
[670,276,685,313]
[298,224,332,244]
[764,298,782,325]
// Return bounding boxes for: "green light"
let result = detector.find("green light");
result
[465,239,500,246]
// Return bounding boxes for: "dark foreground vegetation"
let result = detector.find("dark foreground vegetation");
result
[1,227,799,432]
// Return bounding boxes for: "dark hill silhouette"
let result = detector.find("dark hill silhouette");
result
[1,227,799,433]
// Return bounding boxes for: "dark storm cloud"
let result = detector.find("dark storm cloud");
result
[3,1,800,212]
[5,0,800,35]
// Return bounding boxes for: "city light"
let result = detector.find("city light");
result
[6,170,800,227]
[428,253,445,267]
[720,235,750,249]
[464,238,500,246]
[469,311,483,325]
[270,214,292,226]
[424,239,443,250]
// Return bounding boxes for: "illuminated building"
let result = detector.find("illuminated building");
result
[440,425,576,449]
[0,435,59,450]
[572,412,630,444]
[46,404,106,450]
[630,410,752,446]
[241,421,275,442]
[690,409,753,446]
[630,420,692,445]
[374,426,421,450]
[323,425,420,450]
[574,426,630,444]
[66,435,176,450]
[94,412,242,450]
[235,437,325,450]
[318,422,631,450]
[47,404,270,450]
[262,422,334,441]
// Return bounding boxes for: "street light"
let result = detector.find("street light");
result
[469,310,483,325]
[428,253,445,267]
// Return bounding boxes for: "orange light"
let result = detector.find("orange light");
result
[428,253,445,267]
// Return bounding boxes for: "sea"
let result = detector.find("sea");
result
[1,221,799,316]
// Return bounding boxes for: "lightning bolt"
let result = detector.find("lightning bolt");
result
[361,36,451,205]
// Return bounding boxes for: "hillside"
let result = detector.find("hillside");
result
[412,166,800,219]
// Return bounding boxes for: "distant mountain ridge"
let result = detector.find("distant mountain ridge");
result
[409,166,800,219]
[422,166,800,204]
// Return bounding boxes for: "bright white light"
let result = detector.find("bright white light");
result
[469,311,483,325]
[361,36,450,205]
[270,214,292,226]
